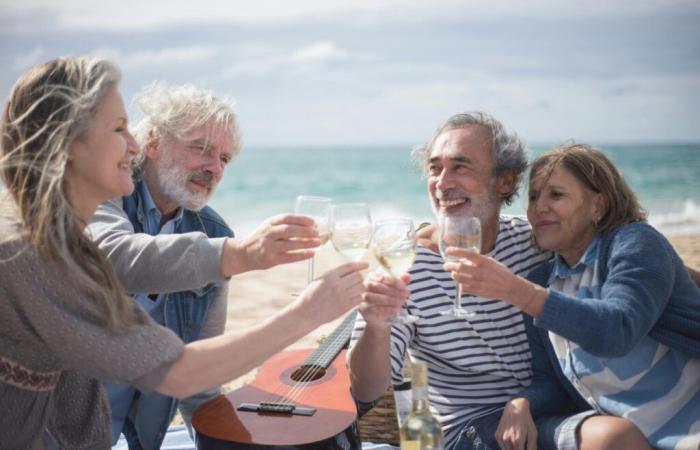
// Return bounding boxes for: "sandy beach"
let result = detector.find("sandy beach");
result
[219,232,700,392]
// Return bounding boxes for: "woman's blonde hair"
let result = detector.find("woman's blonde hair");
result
[529,143,647,234]
[1,56,142,332]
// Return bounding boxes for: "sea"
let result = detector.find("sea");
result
[208,143,700,238]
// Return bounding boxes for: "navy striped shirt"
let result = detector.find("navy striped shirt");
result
[350,215,551,448]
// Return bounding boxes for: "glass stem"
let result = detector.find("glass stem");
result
[455,282,462,311]
[307,256,315,284]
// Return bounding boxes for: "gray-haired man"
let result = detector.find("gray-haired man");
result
[88,83,321,449]
[348,112,551,450]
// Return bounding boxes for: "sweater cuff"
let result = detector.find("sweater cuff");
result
[534,289,574,332]
[199,237,228,281]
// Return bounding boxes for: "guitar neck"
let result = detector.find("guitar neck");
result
[304,310,357,368]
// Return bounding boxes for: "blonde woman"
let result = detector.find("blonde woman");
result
[0,56,367,449]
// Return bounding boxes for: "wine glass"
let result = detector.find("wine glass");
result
[331,203,373,262]
[295,195,332,284]
[372,218,419,324]
[438,214,482,318]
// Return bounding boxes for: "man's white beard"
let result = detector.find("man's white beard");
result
[154,156,211,211]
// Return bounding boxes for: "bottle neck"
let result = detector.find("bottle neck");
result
[411,384,430,413]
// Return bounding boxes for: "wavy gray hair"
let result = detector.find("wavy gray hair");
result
[130,82,241,173]
[412,111,528,205]
[1,56,141,332]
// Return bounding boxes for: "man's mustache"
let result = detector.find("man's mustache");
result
[435,188,469,200]
[189,171,214,186]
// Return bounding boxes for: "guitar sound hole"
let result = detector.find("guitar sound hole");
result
[291,365,326,382]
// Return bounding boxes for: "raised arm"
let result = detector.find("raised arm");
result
[347,273,410,403]
[11,239,367,400]
[158,262,368,398]
[448,223,679,358]
[88,198,226,293]
[88,199,323,293]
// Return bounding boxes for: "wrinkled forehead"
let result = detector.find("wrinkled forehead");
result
[429,126,493,160]
[170,121,236,149]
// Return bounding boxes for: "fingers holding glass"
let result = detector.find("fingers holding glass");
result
[372,218,418,324]
[438,214,482,318]
[295,195,332,284]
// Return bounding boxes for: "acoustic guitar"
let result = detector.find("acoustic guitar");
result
[193,311,361,450]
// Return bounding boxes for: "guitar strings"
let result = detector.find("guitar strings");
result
[280,324,350,405]
[274,319,351,406]
[261,329,345,407]
[285,311,356,400]
[260,313,356,409]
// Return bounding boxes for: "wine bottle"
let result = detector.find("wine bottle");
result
[399,361,444,450]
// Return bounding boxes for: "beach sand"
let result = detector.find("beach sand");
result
[219,232,700,392]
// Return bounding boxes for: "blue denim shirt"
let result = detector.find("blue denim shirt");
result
[106,179,233,450]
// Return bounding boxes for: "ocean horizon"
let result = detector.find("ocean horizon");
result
[209,142,700,238]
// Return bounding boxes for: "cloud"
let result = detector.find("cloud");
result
[286,42,346,65]
[122,46,220,68]
[81,45,219,71]
[1,0,697,144]
[3,0,698,31]
[223,41,347,77]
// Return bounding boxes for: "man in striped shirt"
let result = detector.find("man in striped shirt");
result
[348,112,551,449]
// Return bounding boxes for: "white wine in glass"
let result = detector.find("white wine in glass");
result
[295,195,332,285]
[438,214,482,318]
[373,218,419,324]
[331,203,372,262]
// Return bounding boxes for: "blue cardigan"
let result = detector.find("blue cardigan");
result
[519,221,700,418]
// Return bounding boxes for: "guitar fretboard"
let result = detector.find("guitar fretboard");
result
[305,310,357,368]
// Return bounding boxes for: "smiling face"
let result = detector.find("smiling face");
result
[144,122,234,215]
[427,126,506,223]
[65,87,138,220]
[527,165,605,266]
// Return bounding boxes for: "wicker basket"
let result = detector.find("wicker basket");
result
[358,384,400,445]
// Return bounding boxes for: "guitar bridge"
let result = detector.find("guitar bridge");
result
[238,402,316,416]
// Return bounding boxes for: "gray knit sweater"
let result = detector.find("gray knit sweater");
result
[0,219,184,450]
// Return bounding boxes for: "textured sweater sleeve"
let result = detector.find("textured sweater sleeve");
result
[536,223,675,357]
[5,243,185,394]
[87,198,226,294]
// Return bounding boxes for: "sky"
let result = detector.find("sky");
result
[1,0,699,146]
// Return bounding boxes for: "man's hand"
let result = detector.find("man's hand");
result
[358,271,411,329]
[221,214,321,276]
[495,398,538,450]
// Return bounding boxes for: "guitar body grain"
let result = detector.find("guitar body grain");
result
[193,349,361,450]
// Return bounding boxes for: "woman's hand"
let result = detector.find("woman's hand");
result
[442,249,546,318]
[443,249,521,302]
[495,397,538,450]
[357,271,411,329]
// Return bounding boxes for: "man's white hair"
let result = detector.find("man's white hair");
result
[131,82,242,171]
